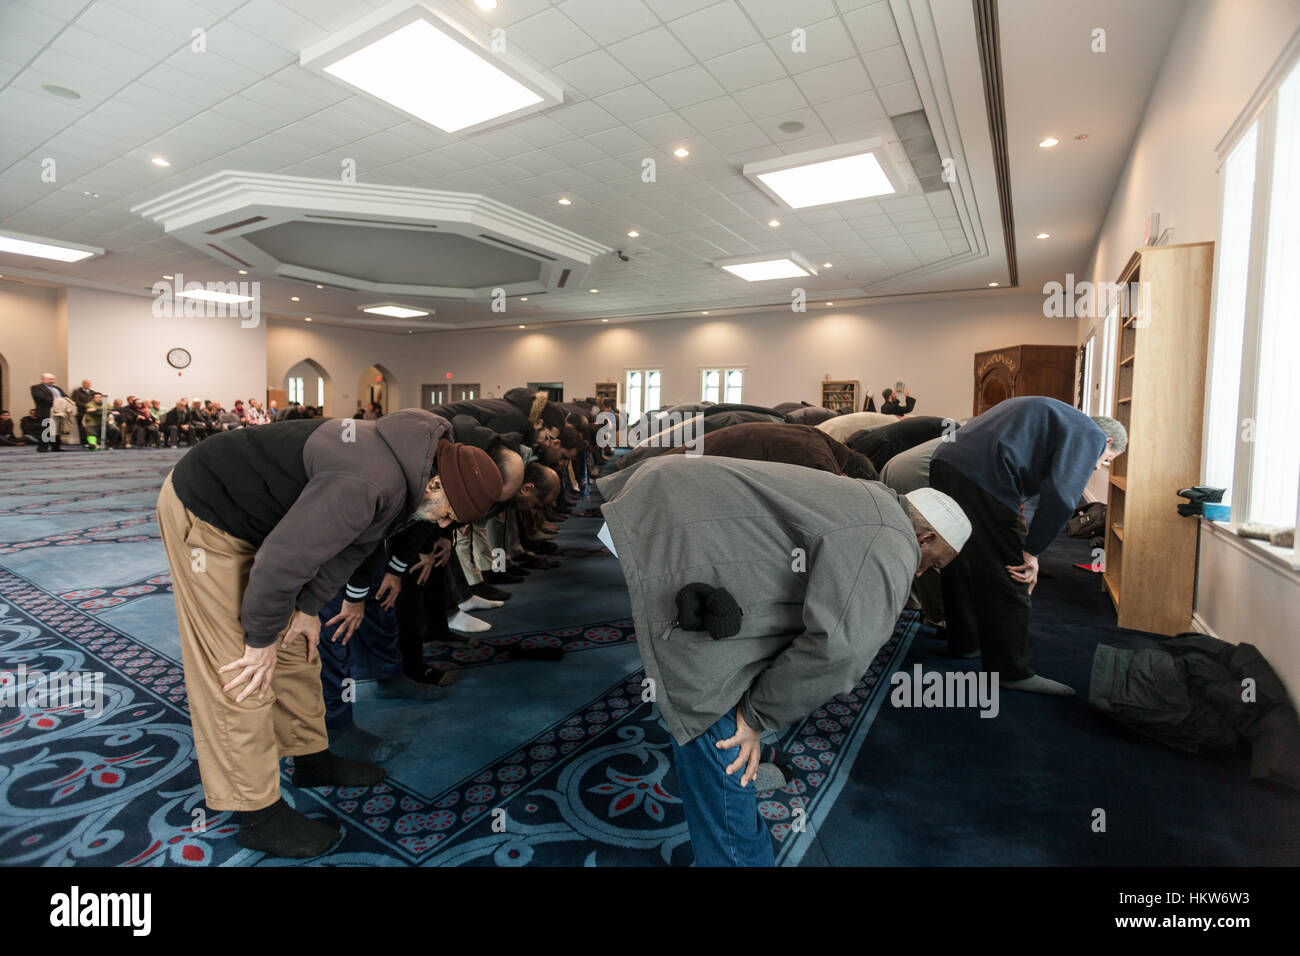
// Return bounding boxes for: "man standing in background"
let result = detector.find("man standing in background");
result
[30,372,68,452]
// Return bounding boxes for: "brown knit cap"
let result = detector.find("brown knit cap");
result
[434,439,502,522]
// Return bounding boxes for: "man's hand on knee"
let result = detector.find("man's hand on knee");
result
[716,707,762,787]
[281,609,321,662]
[219,643,278,702]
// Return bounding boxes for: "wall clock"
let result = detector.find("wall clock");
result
[167,347,191,369]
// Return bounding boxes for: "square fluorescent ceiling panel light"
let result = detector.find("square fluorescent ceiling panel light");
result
[715,252,818,282]
[361,303,432,318]
[0,229,103,263]
[743,139,902,209]
[300,0,564,135]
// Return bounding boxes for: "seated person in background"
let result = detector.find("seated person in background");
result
[163,398,200,447]
[19,409,42,443]
[879,387,916,416]
[125,399,160,447]
[599,455,969,866]
[845,415,952,472]
[81,393,120,449]
[930,397,1126,696]
[0,410,25,445]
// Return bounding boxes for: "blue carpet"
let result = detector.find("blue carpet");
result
[0,447,915,866]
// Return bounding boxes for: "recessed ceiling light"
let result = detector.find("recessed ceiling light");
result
[151,157,171,167]
[362,304,429,318]
[988,281,999,287]
[557,197,572,205]
[1038,137,1059,148]
[768,219,781,228]
[315,284,324,289]
[601,318,608,322]
[746,143,898,209]
[305,316,313,322]
[673,147,689,158]
[290,296,300,302]
[520,296,528,301]
[826,302,834,306]
[716,254,816,282]
[518,324,526,329]
[823,262,832,268]
[301,9,561,134]
[162,274,174,279]
[777,120,804,134]
[177,289,255,304]
[474,0,497,9]
[0,231,102,263]
[408,329,414,333]
[702,311,710,315]
[237,269,248,274]
[627,230,639,237]
[1036,232,1050,239]
[589,289,598,293]
[82,191,99,198]
[41,83,80,99]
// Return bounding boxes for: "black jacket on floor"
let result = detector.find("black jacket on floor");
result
[1090,634,1300,790]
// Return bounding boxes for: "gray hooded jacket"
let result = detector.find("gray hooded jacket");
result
[600,456,920,745]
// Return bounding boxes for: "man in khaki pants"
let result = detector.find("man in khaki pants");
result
[157,409,501,858]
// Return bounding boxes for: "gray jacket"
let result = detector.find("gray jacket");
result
[600,456,919,745]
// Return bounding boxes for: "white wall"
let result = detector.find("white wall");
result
[64,286,267,409]
[268,291,1075,425]
[1076,0,1300,697]
[0,281,60,416]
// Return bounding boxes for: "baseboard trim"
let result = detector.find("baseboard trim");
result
[1189,612,1220,640]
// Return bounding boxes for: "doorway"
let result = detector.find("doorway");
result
[528,381,564,402]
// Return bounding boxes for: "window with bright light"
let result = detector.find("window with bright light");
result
[1099,304,1119,416]
[1204,125,1257,502]
[1248,65,1300,527]
[317,377,325,409]
[701,367,745,403]
[288,377,303,404]
[626,368,662,422]
[1205,54,1300,554]
[1080,335,1096,415]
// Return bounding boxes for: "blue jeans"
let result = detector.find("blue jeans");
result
[670,710,775,867]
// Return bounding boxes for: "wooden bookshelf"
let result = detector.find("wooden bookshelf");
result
[594,381,619,406]
[820,380,859,414]
[1102,242,1213,635]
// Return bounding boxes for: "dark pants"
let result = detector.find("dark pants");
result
[167,425,198,446]
[670,710,775,867]
[394,564,454,676]
[34,405,57,451]
[930,459,1034,680]
[318,580,403,729]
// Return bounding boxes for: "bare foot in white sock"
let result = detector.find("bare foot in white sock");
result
[447,610,491,634]
[459,595,504,611]
[1000,674,1075,695]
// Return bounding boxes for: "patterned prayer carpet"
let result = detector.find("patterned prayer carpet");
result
[0,446,917,866]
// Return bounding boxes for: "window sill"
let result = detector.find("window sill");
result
[1199,517,1300,573]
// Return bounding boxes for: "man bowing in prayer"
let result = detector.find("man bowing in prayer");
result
[156,409,501,859]
[600,456,970,866]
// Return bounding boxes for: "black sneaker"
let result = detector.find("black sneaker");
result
[470,583,511,602]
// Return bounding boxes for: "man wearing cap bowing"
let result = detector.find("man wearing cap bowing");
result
[599,455,970,866]
[156,408,501,859]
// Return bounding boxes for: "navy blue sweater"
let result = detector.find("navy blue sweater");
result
[932,397,1106,555]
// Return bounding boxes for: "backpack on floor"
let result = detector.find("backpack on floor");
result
[1067,501,1107,538]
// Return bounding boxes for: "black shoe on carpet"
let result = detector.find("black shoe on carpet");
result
[291,748,384,788]
[471,582,511,602]
[328,724,404,763]
[516,554,560,569]
[523,539,558,554]
[504,562,530,576]
[236,798,341,858]
[484,570,524,585]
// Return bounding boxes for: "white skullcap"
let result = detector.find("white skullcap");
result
[905,487,971,552]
